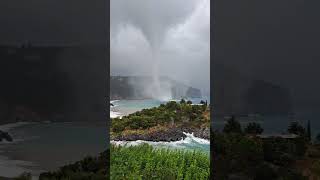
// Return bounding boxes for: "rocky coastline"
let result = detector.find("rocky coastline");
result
[112,126,209,142]
[0,130,13,142]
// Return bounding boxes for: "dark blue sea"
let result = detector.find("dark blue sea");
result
[212,109,320,140]
[0,121,107,178]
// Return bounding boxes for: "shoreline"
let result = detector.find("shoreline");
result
[110,99,210,143]
[111,131,210,152]
[111,126,210,142]
[0,121,107,179]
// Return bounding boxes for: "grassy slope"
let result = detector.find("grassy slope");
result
[23,144,209,180]
[111,144,210,180]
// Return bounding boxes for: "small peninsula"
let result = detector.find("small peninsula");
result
[111,100,210,142]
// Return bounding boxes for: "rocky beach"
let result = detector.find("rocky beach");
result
[112,126,209,142]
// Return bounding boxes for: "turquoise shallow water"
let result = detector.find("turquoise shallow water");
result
[111,97,210,116]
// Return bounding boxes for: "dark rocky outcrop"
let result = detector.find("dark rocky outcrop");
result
[192,127,210,140]
[112,126,209,142]
[113,128,187,142]
[186,87,202,98]
[213,63,293,116]
[0,130,13,142]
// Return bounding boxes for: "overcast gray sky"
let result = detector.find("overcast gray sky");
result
[110,0,210,95]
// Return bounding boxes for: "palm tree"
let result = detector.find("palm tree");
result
[307,120,311,141]
[316,133,320,144]
[223,115,242,134]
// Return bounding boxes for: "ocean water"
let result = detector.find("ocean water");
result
[110,98,210,153]
[111,97,210,117]
[213,110,320,140]
[0,121,107,178]
[111,132,210,153]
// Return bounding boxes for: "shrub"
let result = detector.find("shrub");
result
[39,150,108,179]
[223,116,242,134]
[288,122,306,137]
[244,122,264,135]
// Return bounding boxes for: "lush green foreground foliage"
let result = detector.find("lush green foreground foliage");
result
[14,144,209,180]
[28,144,210,180]
[212,117,320,180]
[111,144,210,180]
[37,150,108,180]
[11,100,210,180]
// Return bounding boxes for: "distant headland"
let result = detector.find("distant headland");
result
[110,76,202,100]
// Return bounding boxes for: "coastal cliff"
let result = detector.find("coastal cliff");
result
[213,64,293,116]
[0,44,106,124]
[110,76,202,100]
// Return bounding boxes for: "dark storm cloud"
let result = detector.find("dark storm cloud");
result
[0,1,107,123]
[110,0,210,95]
[214,0,320,109]
[0,0,105,44]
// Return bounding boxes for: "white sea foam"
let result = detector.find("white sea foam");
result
[0,122,33,132]
[110,111,122,118]
[0,122,42,178]
[110,100,122,118]
[111,132,209,150]
[183,132,210,144]
[110,100,120,104]
[0,154,42,179]
[0,121,39,145]
[0,156,38,178]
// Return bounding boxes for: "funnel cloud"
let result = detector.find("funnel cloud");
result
[111,0,210,99]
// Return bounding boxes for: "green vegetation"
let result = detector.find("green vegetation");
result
[111,144,210,180]
[223,115,242,134]
[38,150,108,180]
[18,144,209,180]
[244,122,264,135]
[111,100,209,136]
[317,133,320,143]
[11,100,210,180]
[213,117,311,179]
[288,121,307,137]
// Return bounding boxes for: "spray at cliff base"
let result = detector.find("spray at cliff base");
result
[111,132,209,153]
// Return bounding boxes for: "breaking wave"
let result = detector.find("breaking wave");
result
[111,132,209,152]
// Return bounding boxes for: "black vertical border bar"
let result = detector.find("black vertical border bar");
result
[210,0,215,179]
[106,0,110,178]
